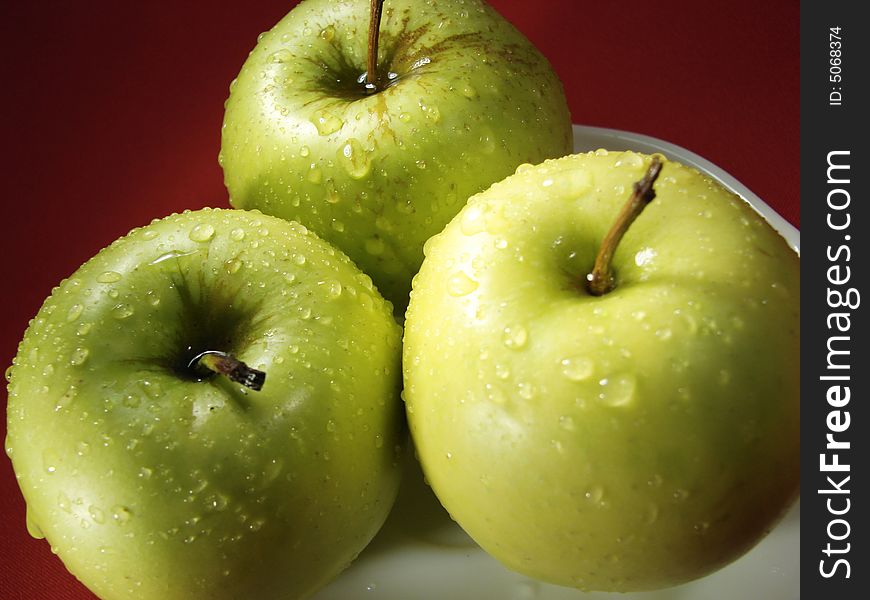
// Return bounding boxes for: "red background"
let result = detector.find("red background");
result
[0,1,798,598]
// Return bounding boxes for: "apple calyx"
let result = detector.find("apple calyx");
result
[585,156,664,296]
[189,350,266,391]
[364,0,386,93]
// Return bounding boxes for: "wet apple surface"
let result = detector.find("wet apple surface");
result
[6,209,405,600]
[403,150,799,592]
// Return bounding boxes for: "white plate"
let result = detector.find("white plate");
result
[315,126,801,600]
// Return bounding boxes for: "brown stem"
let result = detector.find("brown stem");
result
[366,0,385,89]
[189,351,266,391]
[585,156,664,296]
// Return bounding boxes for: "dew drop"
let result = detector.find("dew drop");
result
[485,383,506,405]
[325,280,342,300]
[43,448,59,474]
[112,304,135,320]
[585,486,604,504]
[502,325,528,350]
[311,110,343,135]
[58,492,72,513]
[597,374,636,407]
[460,205,486,235]
[189,223,216,242]
[560,356,594,381]
[205,493,229,512]
[70,347,89,366]
[89,505,106,524]
[97,271,122,283]
[336,138,371,179]
[230,228,246,241]
[447,271,478,296]
[225,259,243,274]
[461,84,478,98]
[269,49,293,63]
[66,304,84,322]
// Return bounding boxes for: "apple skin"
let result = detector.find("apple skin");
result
[5,209,405,600]
[220,0,573,310]
[403,151,800,591]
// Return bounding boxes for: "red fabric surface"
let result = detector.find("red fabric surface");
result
[0,1,798,598]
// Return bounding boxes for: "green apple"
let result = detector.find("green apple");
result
[5,208,405,600]
[403,151,800,591]
[220,0,573,310]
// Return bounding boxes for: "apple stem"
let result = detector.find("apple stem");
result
[586,156,664,296]
[366,0,385,90]
[189,351,266,391]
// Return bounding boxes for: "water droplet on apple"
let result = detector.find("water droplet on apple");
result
[494,363,510,379]
[584,486,604,504]
[655,328,672,341]
[461,84,477,99]
[142,230,159,241]
[517,382,535,400]
[97,271,122,283]
[374,435,384,448]
[189,223,216,242]
[693,521,710,534]
[43,448,59,474]
[70,347,89,366]
[311,110,343,136]
[76,441,90,456]
[205,493,229,512]
[139,467,153,480]
[560,356,594,381]
[111,505,132,524]
[66,304,84,322]
[269,49,293,63]
[4,365,13,382]
[307,166,323,184]
[58,492,72,513]
[76,322,92,336]
[89,505,105,524]
[446,271,478,297]
[223,258,249,278]
[319,25,335,41]
[502,325,528,350]
[325,280,342,300]
[112,304,134,320]
[54,385,78,411]
[139,379,162,399]
[421,103,440,123]
[559,415,576,431]
[597,374,636,407]
[485,383,506,405]
[230,227,246,241]
[336,138,371,179]
[460,205,486,235]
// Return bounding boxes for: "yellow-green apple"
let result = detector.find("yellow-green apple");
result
[220,0,572,310]
[5,208,405,599]
[403,151,800,591]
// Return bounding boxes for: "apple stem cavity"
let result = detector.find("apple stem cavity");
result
[365,0,385,92]
[189,351,266,391]
[586,156,664,296]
